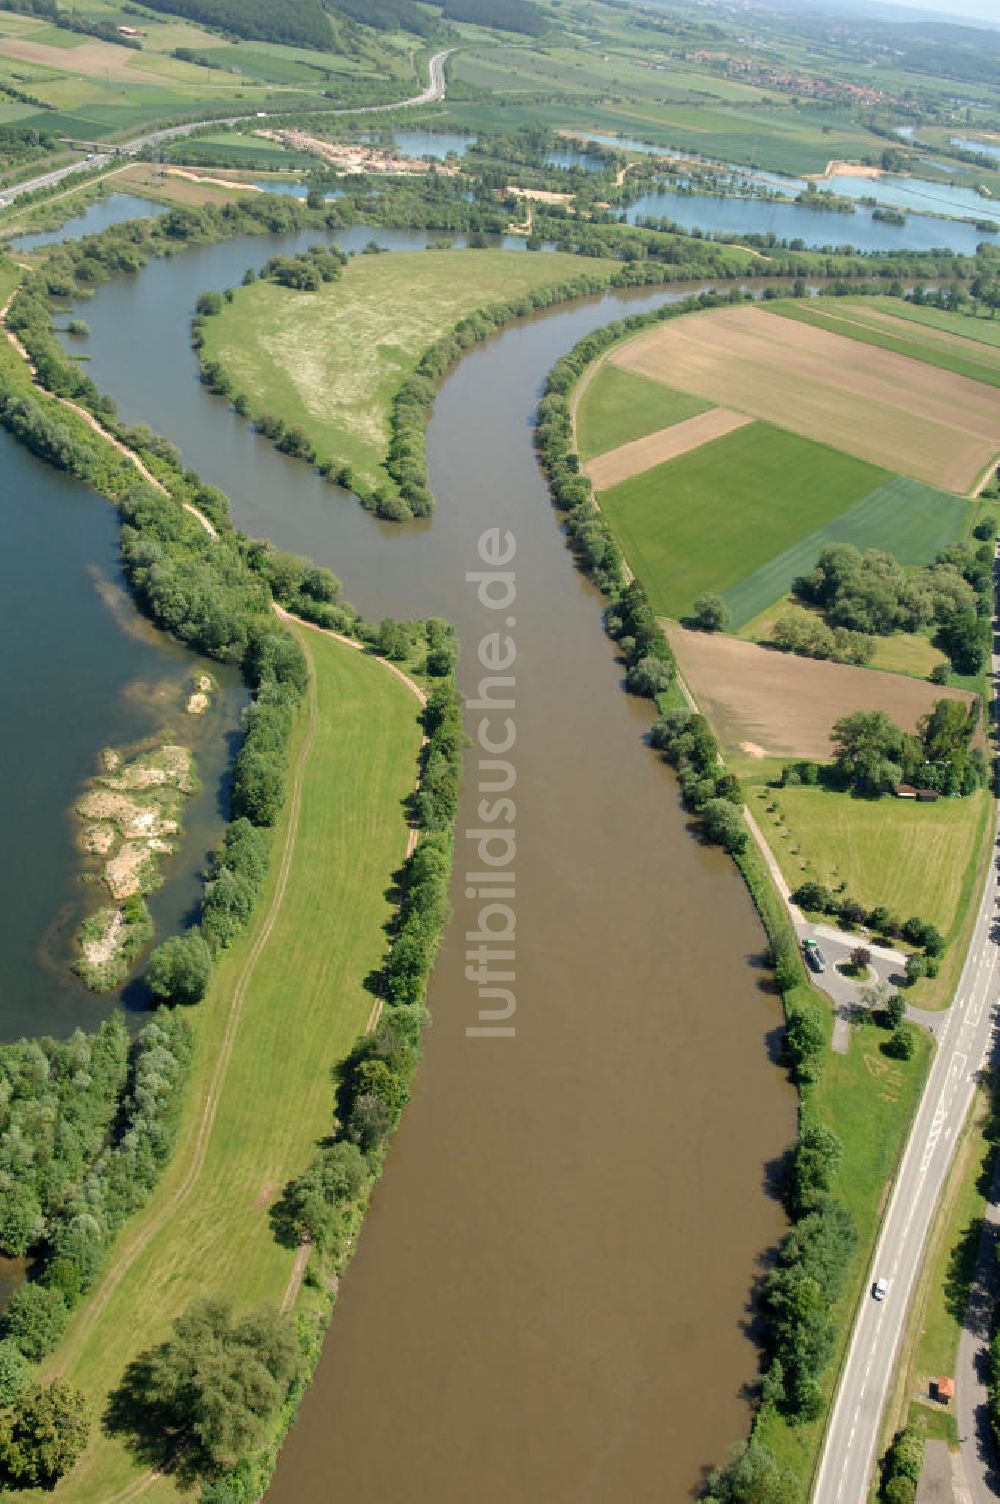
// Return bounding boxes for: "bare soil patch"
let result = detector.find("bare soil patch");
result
[612,305,1000,491]
[584,407,751,490]
[667,624,978,760]
[0,36,166,82]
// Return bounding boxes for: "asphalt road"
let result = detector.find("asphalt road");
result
[0,48,452,207]
[813,573,1000,1502]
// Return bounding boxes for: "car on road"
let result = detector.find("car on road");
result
[802,938,827,973]
[872,1277,889,1301]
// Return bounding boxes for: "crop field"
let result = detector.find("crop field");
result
[611,305,1000,492]
[769,298,1000,390]
[585,408,752,491]
[597,422,886,620]
[41,626,423,1503]
[203,249,618,490]
[667,623,978,761]
[721,475,970,630]
[575,363,711,460]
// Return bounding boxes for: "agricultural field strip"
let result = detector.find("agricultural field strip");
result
[769,300,1000,390]
[721,477,970,631]
[575,363,712,461]
[611,305,1000,492]
[584,407,751,491]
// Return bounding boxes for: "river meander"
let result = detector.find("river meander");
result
[50,227,796,1499]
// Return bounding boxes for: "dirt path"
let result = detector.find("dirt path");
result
[583,407,750,490]
[281,1240,313,1314]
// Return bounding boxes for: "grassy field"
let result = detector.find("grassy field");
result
[575,363,710,461]
[37,625,423,1503]
[598,422,886,620]
[770,298,1000,390]
[743,770,987,940]
[203,248,618,490]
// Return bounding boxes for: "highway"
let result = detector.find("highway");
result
[0,48,452,207]
[813,573,1000,1503]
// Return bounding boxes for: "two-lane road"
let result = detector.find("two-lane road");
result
[814,582,1000,1503]
[1,48,452,206]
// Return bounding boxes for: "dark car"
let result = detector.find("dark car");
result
[802,938,827,974]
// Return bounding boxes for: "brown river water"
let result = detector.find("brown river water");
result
[65,239,796,1501]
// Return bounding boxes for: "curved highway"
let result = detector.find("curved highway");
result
[814,558,1000,1504]
[0,48,452,207]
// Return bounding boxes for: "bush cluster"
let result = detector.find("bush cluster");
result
[880,1427,925,1504]
[0,1011,193,1363]
[762,1197,858,1421]
[791,883,945,957]
[0,1017,129,1258]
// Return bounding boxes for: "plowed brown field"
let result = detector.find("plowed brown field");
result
[667,623,978,759]
[583,407,751,489]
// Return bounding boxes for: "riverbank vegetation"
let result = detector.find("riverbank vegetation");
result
[0,225,463,1498]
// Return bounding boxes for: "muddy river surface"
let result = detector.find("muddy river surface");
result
[55,231,797,1499]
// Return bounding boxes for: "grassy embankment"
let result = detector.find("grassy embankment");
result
[29,624,424,1504]
[201,248,620,494]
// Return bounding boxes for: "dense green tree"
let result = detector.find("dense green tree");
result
[107,1299,300,1477]
[0,1380,89,1488]
[272,1142,367,1252]
[0,1342,31,1407]
[624,653,673,698]
[146,931,213,1006]
[2,1284,68,1361]
[704,1441,800,1504]
[701,798,747,854]
[693,593,730,632]
[789,1124,843,1214]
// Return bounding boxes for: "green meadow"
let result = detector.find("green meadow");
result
[576,363,711,460]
